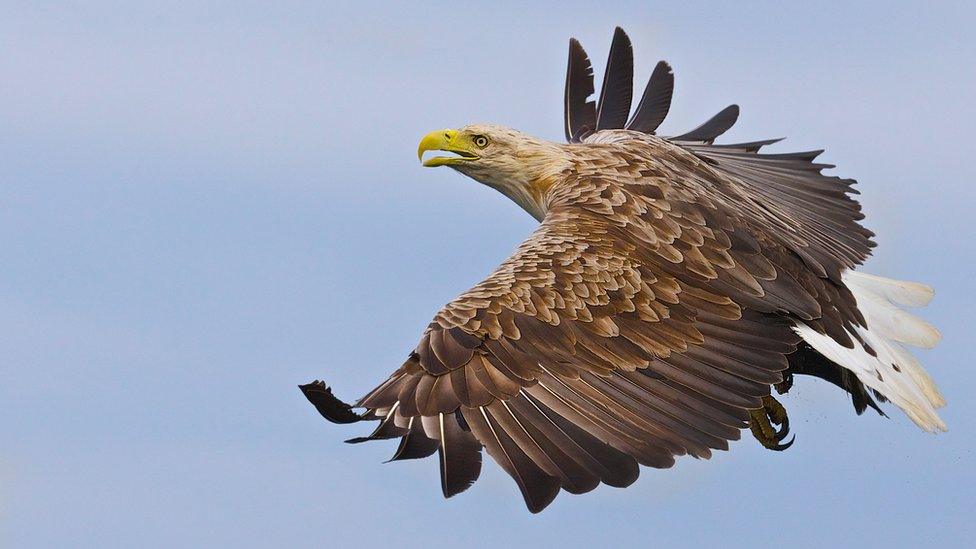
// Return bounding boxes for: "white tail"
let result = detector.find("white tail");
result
[793,270,946,432]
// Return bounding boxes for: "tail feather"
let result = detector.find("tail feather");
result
[793,270,946,433]
[852,286,941,349]
[845,270,935,308]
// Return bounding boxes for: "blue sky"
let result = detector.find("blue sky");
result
[2,2,974,547]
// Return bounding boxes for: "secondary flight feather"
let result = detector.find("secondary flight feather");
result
[301,28,944,513]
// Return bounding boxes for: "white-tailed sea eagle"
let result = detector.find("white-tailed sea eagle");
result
[301,28,944,513]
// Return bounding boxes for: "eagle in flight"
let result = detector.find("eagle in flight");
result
[301,28,944,512]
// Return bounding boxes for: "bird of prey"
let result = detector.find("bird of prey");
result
[301,27,944,513]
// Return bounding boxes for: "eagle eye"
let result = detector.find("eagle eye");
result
[473,135,489,148]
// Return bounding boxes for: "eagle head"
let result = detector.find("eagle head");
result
[417,124,570,220]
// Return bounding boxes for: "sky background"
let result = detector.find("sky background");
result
[2,2,975,547]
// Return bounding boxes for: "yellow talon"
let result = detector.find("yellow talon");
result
[749,395,794,451]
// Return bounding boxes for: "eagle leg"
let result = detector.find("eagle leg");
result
[748,395,794,451]
[774,371,794,395]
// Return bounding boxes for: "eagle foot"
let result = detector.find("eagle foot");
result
[749,394,794,451]
[774,371,794,395]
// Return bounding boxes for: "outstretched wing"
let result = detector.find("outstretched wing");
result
[570,28,874,278]
[570,28,875,279]
[343,162,837,511]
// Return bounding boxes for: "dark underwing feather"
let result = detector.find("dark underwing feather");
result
[565,38,597,142]
[486,399,599,494]
[707,138,783,152]
[687,144,875,276]
[462,406,561,513]
[345,405,407,443]
[438,412,484,497]
[513,393,639,488]
[561,374,698,457]
[514,413,606,494]
[671,104,739,143]
[595,27,634,131]
[581,372,729,455]
[642,374,752,427]
[299,381,363,424]
[529,372,676,468]
[388,417,439,461]
[618,370,748,431]
[627,60,674,134]
[646,359,762,409]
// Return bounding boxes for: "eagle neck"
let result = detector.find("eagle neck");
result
[459,142,571,222]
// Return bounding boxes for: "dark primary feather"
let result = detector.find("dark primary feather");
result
[671,104,740,142]
[595,27,634,131]
[708,138,784,152]
[462,405,561,513]
[299,381,363,424]
[686,143,875,279]
[627,60,674,134]
[565,38,597,142]
[485,399,597,494]
[388,417,439,461]
[438,411,483,497]
[344,405,407,443]
[510,393,639,488]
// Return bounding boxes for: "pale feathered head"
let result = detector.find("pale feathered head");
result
[417,124,570,220]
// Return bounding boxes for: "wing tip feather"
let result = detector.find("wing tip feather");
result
[299,380,364,424]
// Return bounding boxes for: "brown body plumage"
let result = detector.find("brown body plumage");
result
[302,28,944,513]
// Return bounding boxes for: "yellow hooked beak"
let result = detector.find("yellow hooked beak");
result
[417,129,480,167]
